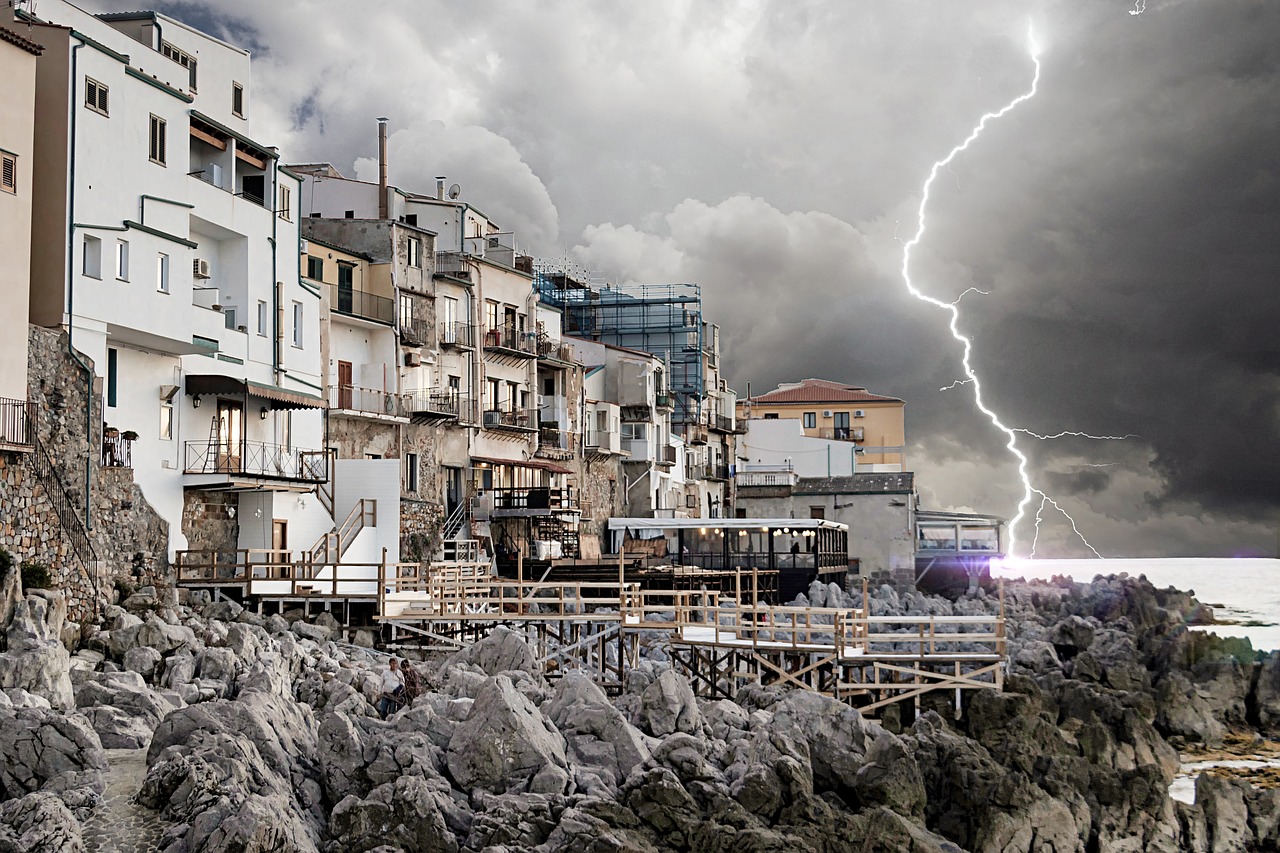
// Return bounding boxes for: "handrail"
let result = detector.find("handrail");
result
[183,440,328,482]
[28,426,99,611]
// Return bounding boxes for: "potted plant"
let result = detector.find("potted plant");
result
[121,430,139,441]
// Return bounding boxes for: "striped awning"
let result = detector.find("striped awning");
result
[185,375,325,410]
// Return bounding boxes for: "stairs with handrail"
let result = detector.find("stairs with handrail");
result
[305,498,375,572]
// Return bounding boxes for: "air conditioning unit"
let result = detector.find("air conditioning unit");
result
[822,410,832,418]
[403,351,421,367]
[483,410,502,427]
[193,258,212,279]
[854,409,866,418]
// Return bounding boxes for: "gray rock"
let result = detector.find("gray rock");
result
[121,646,161,682]
[0,791,86,853]
[770,688,874,791]
[0,642,72,710]
[638,669,700,737]
[441,626,538,679]
[329,776,465,853]
[544,673,650,794]
[0,707,107,807]
[292,621,331,644]
[202,599,244,622]
[446,675,569,795]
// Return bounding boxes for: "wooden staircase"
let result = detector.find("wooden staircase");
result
[306,498,375,571]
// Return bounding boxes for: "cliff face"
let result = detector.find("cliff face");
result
[0,574,1276,852]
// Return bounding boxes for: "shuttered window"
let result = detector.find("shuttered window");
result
[148,115,167,165]
[85,78,109,115]
[0,154,14,194]
[232,82,244,118]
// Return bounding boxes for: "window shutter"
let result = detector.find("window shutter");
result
[158,119,166,163]
[98,84,108,113]
[1,156,14,192]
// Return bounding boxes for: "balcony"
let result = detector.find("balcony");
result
[585,428,621,455]
[0,398,33,451]
[183,440,328,484]
[702,463,731,481]
[817,426,866,442]
[101,430,135,468]
[439,321,475,349]
[408,390,467,421]
[482,323,537,359]
[710,414,736,434]
[328,384,408,419]
[655,393,674,411]
[685,424,708,445]
[735,464,798,489]
[536,335,574,363]
[656,444,678,467]
[330,284,394,326]
[482,407,538,433]
[537,426,577,460]
[490,487,578,515]
[400,317,432,347]
[434,252,473,282]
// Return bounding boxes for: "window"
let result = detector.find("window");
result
[833,411,850,440]
[223,307,237,331]
[85,78,108,116]
[83,235,102,279]
[148,115,167,165]
[278,185,291,221]
[809,507,825,520]
[344,210,354,219]
[404,214,417,227]
[408,237,422,268]
[486,378,501,410]
[506,381,519,411]
[160,400,173,440]
[115,240,129,280]
[803,411,816,429]
[404,452,419,493]
[156,253,169,293]
[621,423,648,441]
[763,413,778,420]
[292,301,303,348]
[161,41,197,90]
[399,293,415,326]
[257,300,268,336]
[448,375,460,392]
[106,348,118,408]
[1,153,15,194]
[541,375,554,397]
[305,255,323,280]
[336,263,354,313]
[232,82,244,118]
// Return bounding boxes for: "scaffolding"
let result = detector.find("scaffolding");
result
[535,262,706,432]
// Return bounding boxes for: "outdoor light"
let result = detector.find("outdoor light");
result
[193,397,201,408]
[260,406,268,420]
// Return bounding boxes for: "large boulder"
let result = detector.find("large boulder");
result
[328,776,468,853]
[543,673,650,795]
[770,688,874,792]
[637,669,700,737]
[0,791,86,853]
[74,670,179,749]
[1254,651,1280,731]
[0,597,74,709]
[0,707,106,810]
[441,626,538,679]
[446,675,569,795]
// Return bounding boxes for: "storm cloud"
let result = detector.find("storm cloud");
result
[93,0,1280,557]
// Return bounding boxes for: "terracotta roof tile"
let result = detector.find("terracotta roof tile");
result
[747,378,902,405]
[0,26,45,56]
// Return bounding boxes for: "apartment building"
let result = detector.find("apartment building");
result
[10,2,397,578]
[0,25,41,445]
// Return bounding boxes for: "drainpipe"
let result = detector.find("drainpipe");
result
[377,118,389,220]
[65,38,95,535]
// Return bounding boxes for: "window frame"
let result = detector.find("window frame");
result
[156,253,169,293]
[305,255,323,281]
[160,41,197,91]
[83,235,103,279]
[159,399,173,440]
[292,301,304,348]
[278,184,291,221]
[404,452,419,493]
[0,152,15,194]
[803,411,816,429]
[257,300,268,337]
[85,77,109,116]
[115,239,129,281]
[148,114,167,166]
[408,236,422,268]
[232,82,245,118]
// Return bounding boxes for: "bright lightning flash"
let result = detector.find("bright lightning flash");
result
[901,27,1111,559]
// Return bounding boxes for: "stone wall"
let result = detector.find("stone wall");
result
[181,491,238,553]
[1,327,172,621]
[400,497,445,562]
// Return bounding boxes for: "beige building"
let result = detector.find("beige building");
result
[0,26,41,421]
[740,378,906,469]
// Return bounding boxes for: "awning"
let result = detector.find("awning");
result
[471,455,573,475]
[607,517,848,533]
[185,375,326,410]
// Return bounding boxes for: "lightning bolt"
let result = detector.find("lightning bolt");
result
[902,27,1104,560]
[1129,0,1146,15]
[939,379,974,392]
[950,287,990,305]
[1013,428,1138,440]
[1030,495,1048,557]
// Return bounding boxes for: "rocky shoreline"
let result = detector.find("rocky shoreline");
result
[0,569,1278,852]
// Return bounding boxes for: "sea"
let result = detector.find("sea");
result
[990,556,1280,804]
[990,557,1280,652]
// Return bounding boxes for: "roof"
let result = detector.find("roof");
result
[747,378,903,405]
[93,11,155,22]
[471,455,572,475]
[0,26,45,55]
[301,233,374,262]
[917,508,1006,524]
[795,472,915,495]
[608,518,847,533]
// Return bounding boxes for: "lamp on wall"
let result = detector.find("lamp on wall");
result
[193,396,201,408]
[260,406,268,420]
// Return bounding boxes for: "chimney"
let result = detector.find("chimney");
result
[376,117,389,219]
[436,176,446,200]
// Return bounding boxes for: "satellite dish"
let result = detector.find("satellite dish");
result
[448,183,461,200]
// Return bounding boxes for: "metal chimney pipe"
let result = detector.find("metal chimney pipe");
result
[436,176,446,200]
[376,117,389,219]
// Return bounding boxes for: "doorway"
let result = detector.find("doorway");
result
[271,519,288,579]
[216,399,243,472]
[337,360,353,410]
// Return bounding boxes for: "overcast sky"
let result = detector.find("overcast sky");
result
[89,0,1280,558]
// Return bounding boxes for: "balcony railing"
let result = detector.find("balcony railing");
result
[0,398,33,448]
[817,427,865,442]
[400,317,432,347]
[655,393,674,411]
[330,284,394,325]
[440,321,475,348]
[101,432,134,468]
[491,487,577,512]
[328,384,408,418]
[709,414,736,433]
[184,440,328,482]
[408,390,467,419]
[702,463,731,481]
[735,465,798,488]
[482,407,538,432]
[538,427,577,454]
[482,323,537,357]
[435,252,472,280]
[658,444,678,465]
[536,335,574,362]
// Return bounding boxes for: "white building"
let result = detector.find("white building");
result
[14,2,389,570]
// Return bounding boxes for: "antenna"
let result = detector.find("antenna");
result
[448,183,461,200]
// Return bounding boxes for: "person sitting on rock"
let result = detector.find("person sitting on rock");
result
[377,657,404,719]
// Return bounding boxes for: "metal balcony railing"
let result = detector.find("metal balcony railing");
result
[817,427,865,442]
[711,414,735,433]
[400,317,432,347]
[655,393,674,410]
[659,444,678,465]
[702,463,731,481]
[435,251,472,280]
[328,384,408,418]
[482,407,538,431]
[491,487,577,512]
[408,390,467,419]
[0,398,33,448]
[439,321,475,348]
[482,323,537,357]
[538,427,577,454]
[183,440,328,482]
[330,284,394,325]
[101,432,134,468]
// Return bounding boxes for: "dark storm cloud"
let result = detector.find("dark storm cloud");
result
[81,0,1280,556]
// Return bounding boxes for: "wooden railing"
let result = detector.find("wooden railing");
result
[306,499,376,569]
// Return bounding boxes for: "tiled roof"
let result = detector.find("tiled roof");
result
[94,11,155,22]
[795,472,915,495]
[748,378,902,405]
[0,26,45,55]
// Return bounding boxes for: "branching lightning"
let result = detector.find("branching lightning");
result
[950,287,990,305]
[939,379,974,392]
[1013,428,1138,441]
[1129,0,1147,16]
